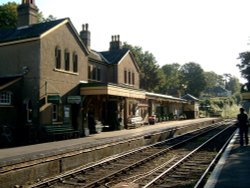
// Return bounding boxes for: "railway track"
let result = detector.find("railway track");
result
[27,120,236,188]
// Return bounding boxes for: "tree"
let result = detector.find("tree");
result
[204,71,221,89]
[0,2,56,29]
[0,2,18,29]
[225,75,241,94]
[180,62,207,97]
[123,43,164,92]
[161,63,181,96]
[237,51,250,83]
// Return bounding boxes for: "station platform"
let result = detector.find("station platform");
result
[205,129,250,188]
[0,118,217,167]
[0,118,223,187]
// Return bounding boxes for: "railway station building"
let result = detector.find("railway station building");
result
[0,0,197,145]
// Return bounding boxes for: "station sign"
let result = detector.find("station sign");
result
[67,96,81,104]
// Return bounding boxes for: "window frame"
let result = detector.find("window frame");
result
[64,49,70,71]
[97,68,101,81]
[128,71,131,85]
[132,72,135,85]
[73,52,78,73]
[55,46,61,69]
[25,99,32,123]
[52,104,58,122]
[124,69,127,84]
[0,91,12,105]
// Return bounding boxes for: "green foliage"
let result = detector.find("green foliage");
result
[161,63,181,96]
[0,2,18,29]
[123,43,164,92]
[179,62,207,97]
[200,96,240,118]
[237,51,250,83]
[225,75,241,94]
[0,2,56,29]
[204,71,224,89]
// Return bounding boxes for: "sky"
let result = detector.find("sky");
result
[2,0,250,83]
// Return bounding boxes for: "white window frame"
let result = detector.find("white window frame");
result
[0,91,12,105]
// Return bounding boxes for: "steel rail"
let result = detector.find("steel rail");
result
[142,124,235,188]
[28,121,228,188]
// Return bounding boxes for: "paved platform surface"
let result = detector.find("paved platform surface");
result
[0,118,216,166]
[205,129,250,188]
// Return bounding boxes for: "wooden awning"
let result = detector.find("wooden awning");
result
[80,83,146,99]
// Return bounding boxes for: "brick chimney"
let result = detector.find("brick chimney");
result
[109,35,122,51]
[80,24,91,50]
[17,0,39,27]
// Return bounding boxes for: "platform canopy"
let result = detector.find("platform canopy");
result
[80,83,146,99]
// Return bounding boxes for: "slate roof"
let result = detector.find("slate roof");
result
[100,48,129,64]
[0,18,68,43]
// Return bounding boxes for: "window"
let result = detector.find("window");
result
[55,47,61,69]
[73,52,78,72]
[128,71,131,84]
[52,104,58,122]
[88,65,91,79]
[25,99,32,123]
[92,66,97,80]
[132,72,135,85]
[88,65,101,81]
[64,49,70,71]
[0,91,12,105]
[97,68,101,81]
[124,69,127,83]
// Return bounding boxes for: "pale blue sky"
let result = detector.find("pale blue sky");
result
[1,0,250,82]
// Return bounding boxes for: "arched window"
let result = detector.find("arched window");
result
[55,46,61,69]
[64,49,70,71]
[0,91,12,105]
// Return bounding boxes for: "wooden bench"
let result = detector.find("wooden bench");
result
[127,116,144,129]
[43,124,80,140]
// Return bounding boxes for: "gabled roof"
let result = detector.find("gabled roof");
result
[0,18,89,54]
[100,48,129,65]
[0,18,66,43]
[99,48,140,72]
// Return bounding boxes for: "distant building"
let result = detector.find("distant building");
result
[181,94,199,119]
[205,86,232,97]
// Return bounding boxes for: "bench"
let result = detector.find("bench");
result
[127,116,144,129]
[43,124,80,140]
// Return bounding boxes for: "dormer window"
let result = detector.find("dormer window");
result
[64,49,70,71]
[0,91,12,105]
